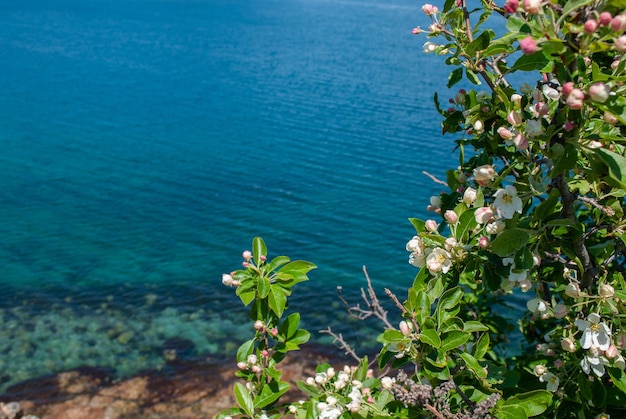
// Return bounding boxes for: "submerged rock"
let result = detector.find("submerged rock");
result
[0,345,354,418]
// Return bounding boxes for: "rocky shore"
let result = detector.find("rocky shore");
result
[0,345,354,419]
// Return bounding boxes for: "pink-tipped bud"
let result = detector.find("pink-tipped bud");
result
[242,250,252,260]
[599,283,615,298]
[503,0,519,14]
[566,88,585,110]
[519,36,537,54]
[444,210,458,224]
[507,111,523,126]
[421,4,438,15]
[475,207,494,224]
[561,338,576,352]
[584,19,598,34]
[561,81,574,96]
[599,11,612,26]
[260,254,267,262]
[523,0,541,14]
[604,112,619,124]
[425,219,439,232]
[616,35,626,52]
[564,121,576,132]
[411,27,421,35]
[478,236,490,248]
[589,82,610,103]
[611,14,626,32]
[497,126,514,140]
[399,320,412,336]
[270,328,279,337]
[605,344,619,359]
[553,304,568,318]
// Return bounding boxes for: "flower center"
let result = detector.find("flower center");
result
[502,194,513,204]
[590,323,600,332]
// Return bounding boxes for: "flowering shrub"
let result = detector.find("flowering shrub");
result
[219,0,626,417]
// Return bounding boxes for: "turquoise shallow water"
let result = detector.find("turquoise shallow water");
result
[0,0,480,391]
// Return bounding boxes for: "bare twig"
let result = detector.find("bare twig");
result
[578,195,616,217]
[425,403,447,419]
[422,171,448,187]
[319,327,361,363]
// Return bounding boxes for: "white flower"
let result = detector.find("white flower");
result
[222,273,234,286]
[527,298,549,314]
[493,186,523,219]
[475,207,494,224]
[463,187,477,205]
[581,354,608,377]
[381,376,394,390]
[423,42,438,53]
[315,372,328,384]
[425,248,452,276]
[485,220,505,234]
[539,372,560,392]
[542,84,560,100]
[409,251,427,268]
[406,236,424,254]
[575,313,612,351]
[509,267,528,283]
[319,405,342,419]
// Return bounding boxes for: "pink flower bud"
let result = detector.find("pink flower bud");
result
[564,121,575,132]
[561,338,576,352]
[270,328,278,337]
[497,126,514,140]
[513,133,529,150]
[507,111,523,126]
[503,0,519,14]
[589,82,610,103]
[425,219,439,232]
[523,0,541,14]
[475,207,494,224]
[242,250,252,260]
[474,164,496,186]
[478,236,490,248]
[444,210,458,224]
[566,88,585,110]
[511,93,523,107]
[584,19,598,34]
[605,344,619,359]
[611,14,626,32]
[604,111,619,124]
[421,4,438,15]
[561,81,574,96]
[254,320,265,330]
[463,187,477,205]
[535,102,549,116]
[599,11,612,26]
[260,254,267,262]
[237,361,248,370]
[519,36,538,54]
[399,320,411,336]
[251,365,262,373]
[261,349,269,357]
[565,282,580,298]
[411,27,421,35]
[616,35,626,52]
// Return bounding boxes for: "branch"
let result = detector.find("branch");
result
[422,171,448,187]
[318,327,361,363]
[577,195,616,217]
[337,267,395,329]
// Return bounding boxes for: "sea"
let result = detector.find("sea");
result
[0,0,492,392]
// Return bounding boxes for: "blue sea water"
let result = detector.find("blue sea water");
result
[0,0,467,390]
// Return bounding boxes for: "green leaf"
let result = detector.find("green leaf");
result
[236,287,255,306]
[466,68,481,85]
[495,405,528,419]
[234,382,255,417]
[473,333,490,359]
[440,330,470,352]
[460,352,486,378]
[258,276,271,299]
[551,142,578,175]
[254,380,290,408]
[236,338,255,363]
[436,287,464,327]
[448,67,464,88]
[595,148,626,189]
[268,285,288,317]
[279,312,301,339]
[296,381,320,398]
[465,30,493,56]
[501,390,552,417]
[463,321,489,332]
[491,228,530,257]
[607,367,626,396]
[456,209,478,242]
[420,328,442,348]
[265,255,290,273]
[382,329,406,342]
[409,217,426,234]
[287,329,310,346]
[278,260,317,274]
[511,52,549,72]
[253,237,267,266]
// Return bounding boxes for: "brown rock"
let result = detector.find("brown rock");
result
[0,345,355,418]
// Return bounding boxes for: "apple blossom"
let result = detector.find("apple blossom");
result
[510,93,522,107]
[444,210,458,224]
[535,101,549,116]
[604,111,619,124]
[411,27,422,34]
[485,219,505,234]
[564,121,575,132]
[599,11,612,26]
[534,364,546,376]
[463,187,477,205]
[589,82,610,103]
[380,376,394,390]
[507,110,522,126]
[513,133,528,150]
[406,235,424,254]
[575,313,611,351]
[542,84,560,100]
[553,304,568,318]
[425,219,438,232]
[519,36,538,54]
[473,120,484,132]
[565,282,581,298]
[561,81,574,96]
[473,164,496,186]
[584,19,598,34]
[508,267,528,283]
[605,344,619,359]
[566,88,585,109]
[421,4,438,15]
[561,338,576,352]
[599,283,615,298]
[478,236,489,248]
[503,0,519,14]
[611,14,626,32]
[409,251,426,268]
[493,185,523,219]
[581,354,608,377]
[425,247,452,275]
[522,0,542,14]
[539,372,559,392]
[497,126,513,140]
[475,206,494,224]
[519,279,532,292]
[615,35,626,52]
[423,41,437,53]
